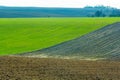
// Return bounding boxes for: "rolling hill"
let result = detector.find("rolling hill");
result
[1,18,120,55]
[20,22,120,60]
[0,6,120,17]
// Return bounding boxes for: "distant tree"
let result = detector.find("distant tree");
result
[102,13,106,17]
[95,11,103,17]
[48,16,51,18]
[109,9,120,17]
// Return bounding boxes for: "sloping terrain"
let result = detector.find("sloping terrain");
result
[1,18,120,55]
[0,56,120,80]
[21,22,120,60]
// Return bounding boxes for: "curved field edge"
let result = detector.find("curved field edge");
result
[16,54,106,61]
[0,17,120,55]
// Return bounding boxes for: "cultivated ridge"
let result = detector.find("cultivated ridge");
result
[20,22,120,60]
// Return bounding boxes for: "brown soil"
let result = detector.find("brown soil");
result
[0,56,120,80]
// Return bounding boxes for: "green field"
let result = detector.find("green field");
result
[0,17,120,55]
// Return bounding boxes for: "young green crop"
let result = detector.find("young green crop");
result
[0,17,120,55]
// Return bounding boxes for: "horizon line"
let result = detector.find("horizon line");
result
[0,5,119,9]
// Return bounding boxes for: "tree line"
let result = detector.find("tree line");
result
[86,6,120,17]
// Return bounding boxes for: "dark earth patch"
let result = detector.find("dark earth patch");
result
[0,56,120,80]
